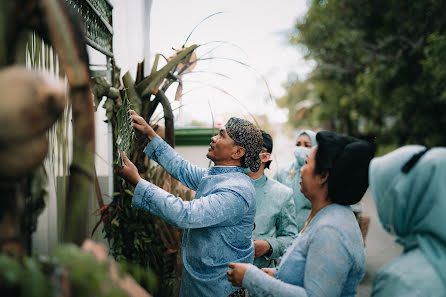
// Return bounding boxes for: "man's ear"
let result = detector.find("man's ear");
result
[232,146,246,161]
[261,153,271,163]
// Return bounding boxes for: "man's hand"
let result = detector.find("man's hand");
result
[227,263,252,287]
[117,152,141,187]
[254,239,271,258]
[130,110,157,140]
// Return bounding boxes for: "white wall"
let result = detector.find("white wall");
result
[32,0,153,254]
[175,146,213,168]
[111,0,153,78]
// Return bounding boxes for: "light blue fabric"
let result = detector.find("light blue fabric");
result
[274,130,317,231]
[251,174,298,268]
[273,147,311,231]
[132,135,256,297]
[372,249,445,297]
[243,204,365,297]
[369,146,446,296]
[295,130,317,147]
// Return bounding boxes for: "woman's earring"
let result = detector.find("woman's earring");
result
[319,183,324,188]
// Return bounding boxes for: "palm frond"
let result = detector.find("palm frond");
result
[196,56,274,103]
[183,70,231,79]
[197,40,248,59]
[182,12,226,47]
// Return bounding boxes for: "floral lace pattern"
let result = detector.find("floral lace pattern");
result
[243,204,365,297]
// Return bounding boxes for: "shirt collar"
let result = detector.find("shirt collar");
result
[208,166,244,175]
[252,174,267,187]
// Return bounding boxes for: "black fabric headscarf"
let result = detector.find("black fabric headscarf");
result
[315,131,375,205]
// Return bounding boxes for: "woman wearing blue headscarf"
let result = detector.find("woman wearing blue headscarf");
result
[369,146,446,296]
[274,130,317,231]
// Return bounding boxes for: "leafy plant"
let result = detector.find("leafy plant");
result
[282,0,446,147]
[101,186,177,297]
[0,242,157,297]
[0,253,53,297]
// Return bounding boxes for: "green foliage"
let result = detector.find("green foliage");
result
[0,254,53,297]
[101,183,177,297]
[119,261,158,294]
[0,244,153,297]
[50,244,127,297]
[282,0,446,146]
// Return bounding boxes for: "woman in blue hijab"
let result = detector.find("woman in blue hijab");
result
[274,130,317,231]
[369,146,446,296]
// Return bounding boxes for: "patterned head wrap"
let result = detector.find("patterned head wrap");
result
[225,117,263,172]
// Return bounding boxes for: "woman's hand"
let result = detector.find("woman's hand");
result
[261,268,275,277]
[227,263,252,287]
[130,110,156,140]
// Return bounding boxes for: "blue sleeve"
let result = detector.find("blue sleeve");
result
[132,179,250,229]
[243,226,351,297]
[144,135,206,191]
[268,191,298,259]
[273,168,285,184]
[243,266,307,297]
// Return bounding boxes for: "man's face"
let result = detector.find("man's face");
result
[207,128,240,164]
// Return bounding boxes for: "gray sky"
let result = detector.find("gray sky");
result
[149,0,314,126]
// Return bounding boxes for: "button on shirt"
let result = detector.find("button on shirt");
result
[132,135,256,297]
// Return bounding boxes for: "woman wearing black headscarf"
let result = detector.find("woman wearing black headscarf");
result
[227,131,374,297]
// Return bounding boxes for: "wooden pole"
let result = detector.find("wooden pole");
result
[40,0,95,244]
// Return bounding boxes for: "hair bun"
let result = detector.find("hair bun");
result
[330,141,374,205]
[316,131,375,205]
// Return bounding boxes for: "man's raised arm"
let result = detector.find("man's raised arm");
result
[130,110,205,190]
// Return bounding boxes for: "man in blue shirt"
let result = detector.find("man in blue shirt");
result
[119,110,263,297]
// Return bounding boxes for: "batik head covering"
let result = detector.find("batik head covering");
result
[225,117,263,172]
[316,131,374,205]
[296,130,317,147]
[369,145,446,287]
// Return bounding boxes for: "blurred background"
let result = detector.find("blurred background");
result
[2,0,445,296]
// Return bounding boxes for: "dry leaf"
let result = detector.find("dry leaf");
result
[175,81,183,101]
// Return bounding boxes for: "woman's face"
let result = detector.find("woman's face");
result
[296,134,312,148]
[300,146,319,199]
